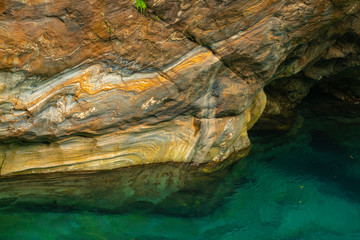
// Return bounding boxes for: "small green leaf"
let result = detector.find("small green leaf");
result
[135,0,147,13]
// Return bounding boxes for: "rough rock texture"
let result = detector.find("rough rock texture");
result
[1,0,360,176]
[255,22,360,130]
[0,0,266,176]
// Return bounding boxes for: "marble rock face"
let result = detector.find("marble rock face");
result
[0,0,359,176]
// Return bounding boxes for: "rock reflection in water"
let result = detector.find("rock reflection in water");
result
[0,151,249,217]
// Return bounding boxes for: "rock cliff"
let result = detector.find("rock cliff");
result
[0,0,359,176]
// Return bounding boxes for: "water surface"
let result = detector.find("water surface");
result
[1,106,360,240]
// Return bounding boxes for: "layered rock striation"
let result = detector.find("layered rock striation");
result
[0,0,359,176]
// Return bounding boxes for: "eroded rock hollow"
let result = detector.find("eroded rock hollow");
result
[0,0,359,177]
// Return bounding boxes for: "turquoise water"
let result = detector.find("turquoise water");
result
[1,107,360,239]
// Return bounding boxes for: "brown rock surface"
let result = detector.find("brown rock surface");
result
[0,0,359,176]
[146,0,360,130]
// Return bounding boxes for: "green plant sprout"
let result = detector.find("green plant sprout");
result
[132,0,147,13]
[104,21,113,34]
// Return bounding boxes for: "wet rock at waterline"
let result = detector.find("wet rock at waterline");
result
[0,0,359,177]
